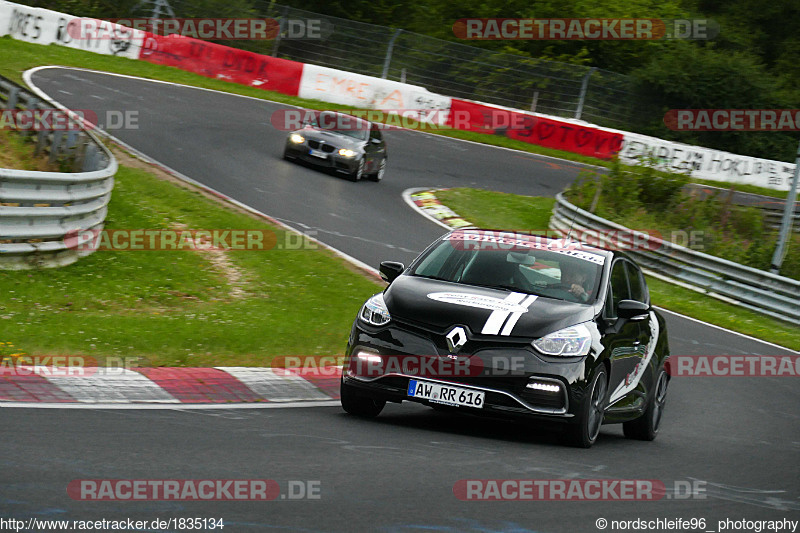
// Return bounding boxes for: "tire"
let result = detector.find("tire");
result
[561,366,608,448]
[340,379,385,418]
[369,158,386,182]
[348,157,365,182]
[623,367,668,441]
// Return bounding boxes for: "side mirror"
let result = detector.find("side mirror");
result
[379,261,405,283]
[617,299,650,320]
[370,137,382,144]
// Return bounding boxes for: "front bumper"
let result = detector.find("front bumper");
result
[284,141,360,173]
[344,319,602,422]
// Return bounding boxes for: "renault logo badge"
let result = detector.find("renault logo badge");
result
[446,326,468,353]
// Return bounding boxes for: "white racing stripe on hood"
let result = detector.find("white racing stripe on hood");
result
[480,292,541,335]
[500,295,538,335]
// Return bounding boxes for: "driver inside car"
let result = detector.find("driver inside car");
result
[559,262,592,302]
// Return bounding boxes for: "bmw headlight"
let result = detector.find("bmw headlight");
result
[338,148,357,157]
[359,293,391,326]
[290,134,305,144]
[532,323,592,356]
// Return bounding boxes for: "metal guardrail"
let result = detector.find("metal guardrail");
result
[0,76,117,269]
[683,183,800,233]
[549,193,800,324]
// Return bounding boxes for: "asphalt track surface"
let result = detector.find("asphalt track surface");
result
[1,67,797,532]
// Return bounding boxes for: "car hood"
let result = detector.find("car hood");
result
[298,128,365,148]
[384,275,596,339]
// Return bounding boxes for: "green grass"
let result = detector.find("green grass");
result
[431,187,800,352]
[434,188,556,230]
[0,156,382,366]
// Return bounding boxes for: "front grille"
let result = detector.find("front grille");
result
[321,144,335,153]
[307,140,320,149]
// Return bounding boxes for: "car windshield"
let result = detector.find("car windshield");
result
[411,236,605,304]
[307,111,368,141]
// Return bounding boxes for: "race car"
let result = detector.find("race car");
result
[341,229,671,447]
[283,110,387,182]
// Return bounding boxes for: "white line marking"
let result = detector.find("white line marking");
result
[0,400,341,410]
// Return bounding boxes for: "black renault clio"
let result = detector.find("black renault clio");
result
[341,230,670,447]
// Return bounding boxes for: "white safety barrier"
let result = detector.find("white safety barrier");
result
[298,63,452,123]
[0,0,145,60]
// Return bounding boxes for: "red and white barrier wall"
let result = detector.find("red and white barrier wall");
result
[0,0,794,190]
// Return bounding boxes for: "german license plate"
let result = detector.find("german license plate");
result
[308,149,327,158]
[407,379,484,408]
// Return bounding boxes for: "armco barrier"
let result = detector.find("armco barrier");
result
[446,98,623,160]
[0,1,145,59]
[298,63,451,114]
[0,76,116,269]
[138,33,303,95]
[549,193,800,324]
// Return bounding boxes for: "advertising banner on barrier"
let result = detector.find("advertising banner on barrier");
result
[298,63,451,121]
[0,1,145,59]
[446,98,623,160]
[137,33,303,95]
[619,131,796,191]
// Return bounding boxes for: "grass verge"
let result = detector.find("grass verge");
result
[0,140,382,366]
[431,187,800,352]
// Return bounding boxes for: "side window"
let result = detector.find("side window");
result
[626,263,648,303]
[607,260,630,316]
[370,126,383,141]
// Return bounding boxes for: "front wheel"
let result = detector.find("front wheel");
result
[348,157,365,182]
[340,379,385,418]
[623,368,668,441]
[561,366,607,448]
[369,158,386,182]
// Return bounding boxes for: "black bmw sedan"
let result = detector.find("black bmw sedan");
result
[283,110,387,182]
[341,229,670,448]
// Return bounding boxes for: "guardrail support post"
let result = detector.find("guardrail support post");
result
[5,88,19,110]
[575,67,596,121]
[271,5,290,57]
[381,29,402,79]
[770,140,800,274]
[49,131,64,164]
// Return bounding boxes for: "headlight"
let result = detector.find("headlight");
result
[359,293,391,326]
[290,134,305,144]
[338,148,357,157]
[532,323,592,356]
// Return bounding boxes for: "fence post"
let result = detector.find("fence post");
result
[271,5,290,57]
[575,67,596,121]
[381,29,402,79]
[770,140,800,274]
